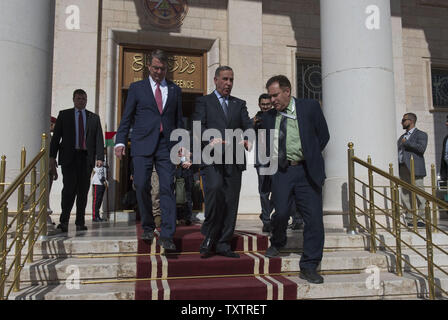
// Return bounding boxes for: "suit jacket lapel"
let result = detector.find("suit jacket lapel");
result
[145,78,158,111]
[85,110,92,138]
[211,93,228,124]
[294,98,305,140]
[163,82,175,115]
[227,96,235,126]
[69,108,76,145]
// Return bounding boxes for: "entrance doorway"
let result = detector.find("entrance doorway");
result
[116,46,207,210]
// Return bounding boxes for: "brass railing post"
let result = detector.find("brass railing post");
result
[0,204,7,300]
[38,134,48,240]
[28,167,37,263]
[389,164,395,234]
[393,186,403,277]
[425,201,435,299]
[13,148,26,292]
[431,164,438,233]
[347,143,357,234]
[0,155,5,194]
[410,156,418,232]
[368,156,376,253]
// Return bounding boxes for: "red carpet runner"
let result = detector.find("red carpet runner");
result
[135,223,298,300]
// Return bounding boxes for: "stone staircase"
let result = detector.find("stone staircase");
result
[4,217,448,300]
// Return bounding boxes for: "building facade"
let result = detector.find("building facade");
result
[2,0,448,226]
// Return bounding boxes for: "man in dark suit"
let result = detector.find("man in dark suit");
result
[115,50,183,251]
[50,89,104,232]
[261,75,329,285]
[397,112,428,227]
[192,66,253,258]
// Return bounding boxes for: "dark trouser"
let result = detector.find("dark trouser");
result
[271,163,324,271]
[176,168,193,221]
[256,166,274,226]
[133,135,176,239]
[200,165,242,252]
[60,151,92,227]
[92,184,105,219]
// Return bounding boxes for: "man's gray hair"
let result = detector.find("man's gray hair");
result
[147,49,169,66]
[215,65,233,78]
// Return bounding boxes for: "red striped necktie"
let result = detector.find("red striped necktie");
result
[155,83,163,132]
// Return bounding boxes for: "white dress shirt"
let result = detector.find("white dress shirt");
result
[149,76,168,110]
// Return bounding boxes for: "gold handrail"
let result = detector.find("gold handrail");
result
[0,134,48,300]
[347,142,448,300]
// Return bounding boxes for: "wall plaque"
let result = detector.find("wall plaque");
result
[143,0,189,29]
[123,49,204,94]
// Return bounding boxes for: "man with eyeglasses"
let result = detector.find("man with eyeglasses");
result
[115,50,184,251]
[397,112,428,227]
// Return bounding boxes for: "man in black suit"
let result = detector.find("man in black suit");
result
[50,89,104,232]
[397,112,428,227]
[115,50,183,251]
[192,66,253,258]
[261,75,329,284]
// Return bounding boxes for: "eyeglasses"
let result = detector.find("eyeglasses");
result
[401,118,410,123]
[260,103,271,107]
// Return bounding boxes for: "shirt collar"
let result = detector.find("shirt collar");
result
[407,127,416,135]
[214,90,229,102]
[149,75,167,88]
[277,98,295,116]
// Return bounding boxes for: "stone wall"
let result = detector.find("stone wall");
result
[401,0,448,179]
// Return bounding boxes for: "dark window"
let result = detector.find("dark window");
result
[432,68,448,108]
[297,59,322,101]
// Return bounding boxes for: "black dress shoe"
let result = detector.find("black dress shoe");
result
[57,224,68,233]
[140,230,154,242]
[262,224,272,233]
[76,225,88,231]
[159,238,176,251]
[199,238,214,258]
[264,246,280,258]
[217,250,240,258]
[300,269,324,284]
[92,217,104,222]
[407,221,426,228]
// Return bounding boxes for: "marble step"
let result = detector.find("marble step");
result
[7,249,443,285]
[8,271,429,300]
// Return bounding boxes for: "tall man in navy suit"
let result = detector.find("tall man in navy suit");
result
[192,66,253,258]
[50,89,105,233]
[261,75,329,285]
[115,50,183,251]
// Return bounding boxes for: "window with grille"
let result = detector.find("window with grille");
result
[432,67,448,108]
[297,59,322,101]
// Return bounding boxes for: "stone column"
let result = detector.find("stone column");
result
[0,0,54,183]
[228,0,263,214]
[50,0,100,212]
[320,0,397,222]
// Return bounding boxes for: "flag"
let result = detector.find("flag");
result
[105,131,116,147]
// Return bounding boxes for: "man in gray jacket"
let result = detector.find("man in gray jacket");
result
[397,112,428,227]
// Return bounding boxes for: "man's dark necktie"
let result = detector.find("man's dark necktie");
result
[78,111,86,150]
[278,115,288,169]
[155,83,163,132]
[221,98,229,120]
